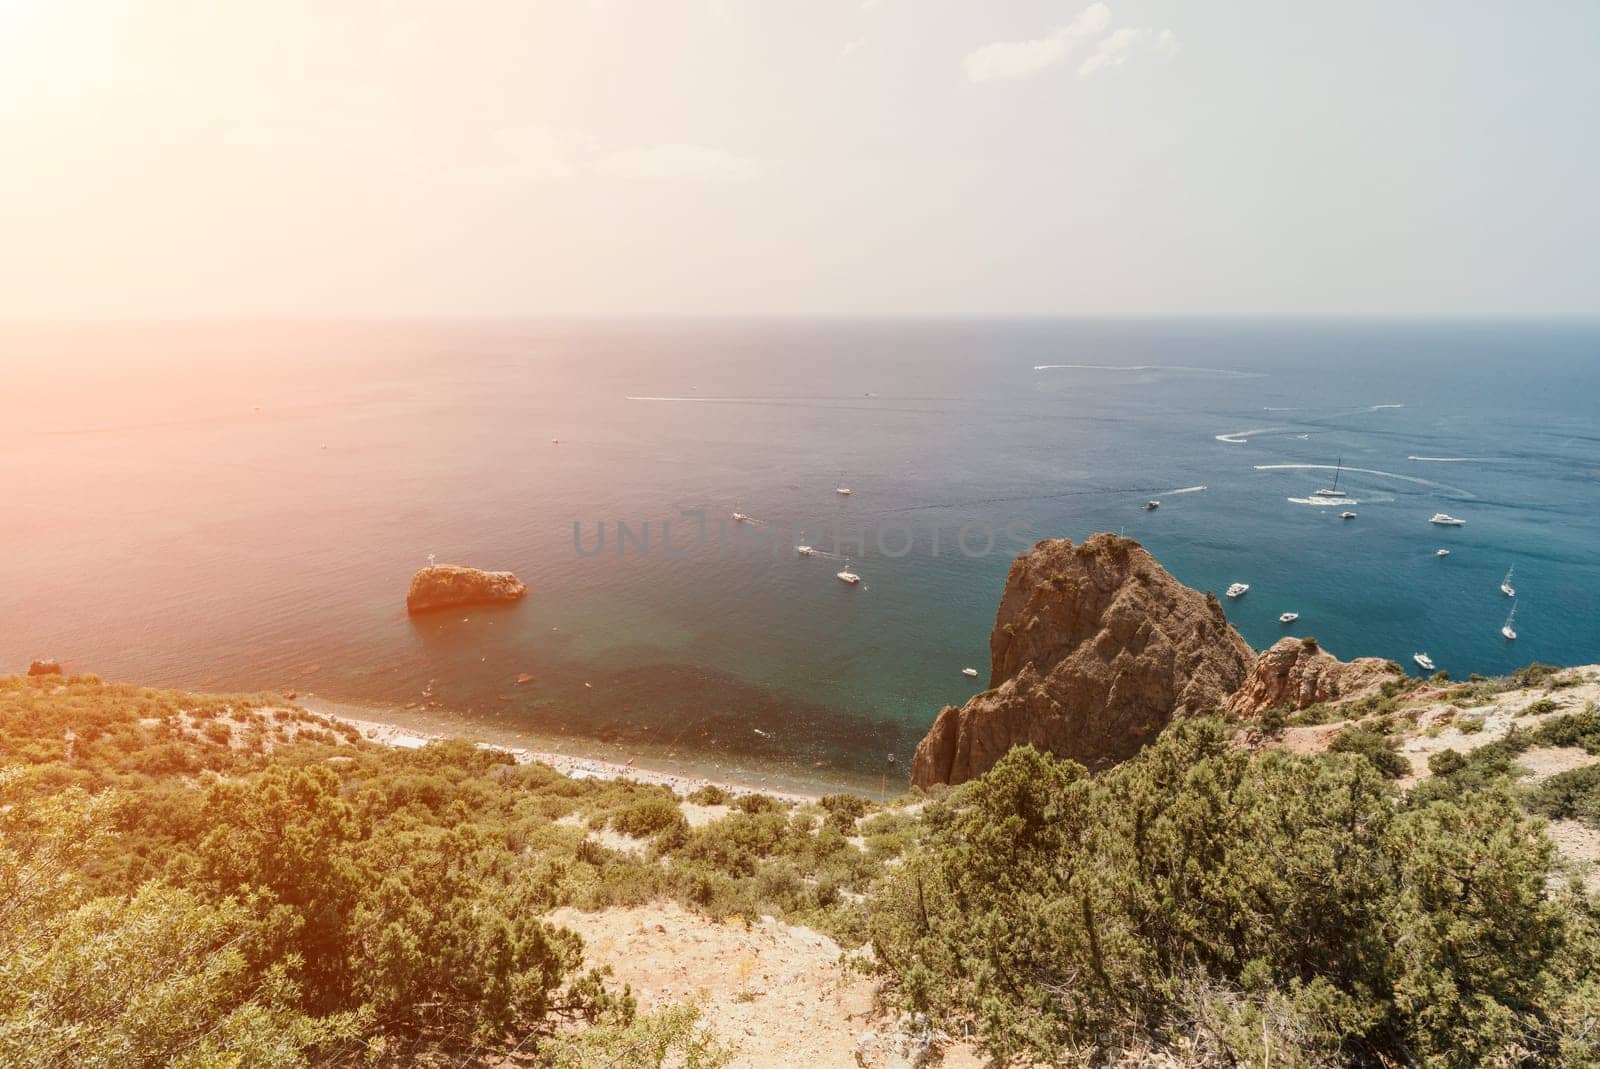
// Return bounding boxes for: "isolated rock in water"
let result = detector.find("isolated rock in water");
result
[911,533,1254,787]
[405,565,528,614]
[27,659,63,676]
[1226,635,1402,719]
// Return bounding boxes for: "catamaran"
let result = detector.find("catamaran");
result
[1502,602,1518,641]
[1313,457,1347,497]
[1413,653,1436,671]
[1429,513,1466,526]
[1226,583,1250,598]
[1500,567,1516,598]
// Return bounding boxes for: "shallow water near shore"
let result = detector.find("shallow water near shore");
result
[3,319,1598,780]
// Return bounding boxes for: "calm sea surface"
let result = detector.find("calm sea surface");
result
[3,320,1597,782]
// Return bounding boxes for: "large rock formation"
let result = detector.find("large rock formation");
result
[1225,636,1402,719]
[27,658,63,676]
[911,534,1255,787]
[405,565,527,614]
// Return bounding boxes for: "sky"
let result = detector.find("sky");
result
[1,0,1596,319]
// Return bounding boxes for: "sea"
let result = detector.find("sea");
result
[2,319,1597,788]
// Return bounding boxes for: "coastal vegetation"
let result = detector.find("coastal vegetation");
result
[3,671,1599,1066]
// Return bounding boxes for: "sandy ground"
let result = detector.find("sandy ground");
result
[551,902,984,1069]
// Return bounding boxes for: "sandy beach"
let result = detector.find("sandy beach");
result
[296,694,834,803]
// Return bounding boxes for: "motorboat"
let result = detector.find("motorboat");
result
[962,667,978,678]
[1226,583,1250,598]
[1145,500,1160,510]
[796,545,816,557]
[1340,511,1357,520]
[1279,612,1300,624]
[1429,513,1466,526]
[836,559,861,585]
[1436,549,1451,557]
[1413,653,1436,672]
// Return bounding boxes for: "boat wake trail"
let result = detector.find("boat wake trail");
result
[1287,496,1359,507]
[1371,403,1405,410]
[1254,463,1475,498]
[1215,428,1283,444]
[1167,485,1208,494]
[1407,455,1496,463]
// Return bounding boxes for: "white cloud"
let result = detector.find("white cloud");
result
[1078,25,1179,78]
[597,143,760,184]
[964,3,1110,83]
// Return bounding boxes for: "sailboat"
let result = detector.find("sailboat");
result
[1500,567,1516,598]
[1313,457,1347,497]
[1501,601,1518,641]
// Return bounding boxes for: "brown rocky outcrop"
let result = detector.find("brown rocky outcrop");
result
[1225,636,1402,719]
[27,659,63,676]
[405,565,528,614]
[911,533,1254,787]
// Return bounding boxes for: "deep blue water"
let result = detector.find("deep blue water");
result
[2,319,1597,781]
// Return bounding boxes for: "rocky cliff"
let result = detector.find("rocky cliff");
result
[1225,635,1402,719]
[405,565,527,614]
[911,533,1254,787]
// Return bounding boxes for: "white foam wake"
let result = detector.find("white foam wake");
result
[1167,485,1208,494]
[1215,428,1280,444]
[1254,463,1473,497]
[1287,496,1359,507]
[1371,403,1405,410]
[1407,456,1488,463]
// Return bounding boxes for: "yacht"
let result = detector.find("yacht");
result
[962,667,978,678]
[1279,612,1300,624]
[836,560,861,585]
[1429,513,1466,526]
[1436,548,1451,557]
[1340,511,1357,520]
[1145,500,1160,510]
[835,486,852,496]
[1313,457,1347,497]
[796,545,816,557]
[1226,582,1250,599]
[1413,653,1436,672]
[732,511,752,523]
[1502,602,1518,641]
[1500,567,1516,598]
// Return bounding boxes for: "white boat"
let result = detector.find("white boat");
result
[1413,653,1436,672]
[1279,612,1299,624]
[962,667,978,678]
[1500,566,1516,598]
[732,511,752,523]
[1436,549,1451,557]
[1340,511,1357,520]
[1429,513,1466,526]
[835,487,852,496]
[836,559,861,585]
[1145,500,1160,510]
[796,545,816,557]
[1226,583,1250,599]
[1501,601,1517,641]
[1313,457,1347,497]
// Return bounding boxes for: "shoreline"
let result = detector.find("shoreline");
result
[293,693,885,803]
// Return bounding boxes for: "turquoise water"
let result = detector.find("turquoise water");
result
[2,320,1597,778]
